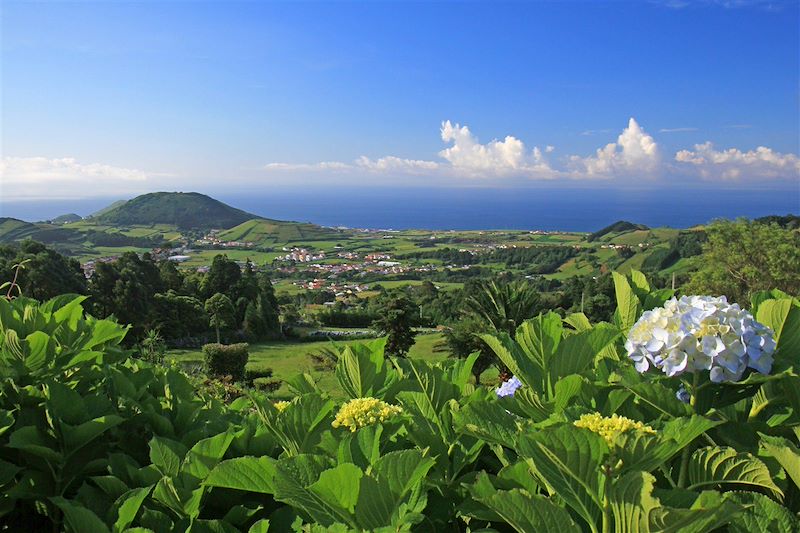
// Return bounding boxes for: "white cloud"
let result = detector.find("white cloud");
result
[355,156,439,173]
[262,117,798,185]
[675,142,800,180]
[263,161,351,171]
[437,120,557,178]
[0,156,155,199]
[569,118,661,178]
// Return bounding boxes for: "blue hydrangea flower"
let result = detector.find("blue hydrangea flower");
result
[496,376,522,398]
[675,385,690,404]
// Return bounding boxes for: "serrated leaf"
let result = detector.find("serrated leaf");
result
[759,433,800,490]
[608,471,660,533]
[113,486,152,533]
[51,497,110,533]
[688,446,782,499]
[516,424,606,528]
[726,491,799,533]
[613,272,640,333]
[204,456,277,494]
[148,436,187,477]
[308,463,362,514]
[480,488,581,533]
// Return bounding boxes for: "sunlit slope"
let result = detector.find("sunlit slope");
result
[218,218,345,244]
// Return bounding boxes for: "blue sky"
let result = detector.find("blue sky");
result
[1,0,798,200]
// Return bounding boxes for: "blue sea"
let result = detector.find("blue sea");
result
[2,187,798,232]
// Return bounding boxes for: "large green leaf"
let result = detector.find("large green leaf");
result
[335,341,397,400]
[204,456,277,494]
[308,463,362,515]
[616,416,718,474]
[687,446,782,498]
[549,323,620,383]
[759,433,800,490]
[480,488,581,533]
[649,490,742,533]
[181,431,235,481]
[452,400,521,449]
[516,424,606,529]
[479,332,545,392]
[608,471,660,533]
[272,454,340,525]
[756,298,800,369]
[726,491,800,533]
[51,497,110,533]
[613,272,641,333]
[371,449,435,498]
[113,486,152,533]
[149,436,188,477]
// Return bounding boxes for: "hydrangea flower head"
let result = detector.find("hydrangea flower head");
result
[625,295,776,383]
[496,376,523,398]
[274,400,290,413]
[332,397,403,432]
[574,413,656,446]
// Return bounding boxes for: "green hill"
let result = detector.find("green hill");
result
[218,218,344,244]
[93,192,258,229]
[587,220,649,242]
[49,213,82,224]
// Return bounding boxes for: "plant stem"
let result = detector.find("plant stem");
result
[602,466,612,533]
[678,373,700,487]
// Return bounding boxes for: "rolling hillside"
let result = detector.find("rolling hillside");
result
[218,218,344,244]
[92,192,258,229]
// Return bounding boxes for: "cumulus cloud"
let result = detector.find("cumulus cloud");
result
[437,121,557,178]
[569,118,661,178]
[675,142,800,180]
[0,156,155,199]
[263,117,798,185]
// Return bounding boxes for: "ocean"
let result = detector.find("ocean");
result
[2,187,798,232]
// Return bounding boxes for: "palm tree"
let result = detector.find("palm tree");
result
[465,279,541,337]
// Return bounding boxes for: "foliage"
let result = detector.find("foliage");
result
[0,240,87,301]
[686,218,800,303]
[93,191,257,230]
[137,328,167,365]
[371,295,417,357]
[205,293,235,344]
[1,270,799,532]
[202,342,249,381]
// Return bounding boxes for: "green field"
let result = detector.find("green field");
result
[168,332,450,398]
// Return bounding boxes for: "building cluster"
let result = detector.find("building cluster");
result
[195,230,255,248]
[278,247,326,262]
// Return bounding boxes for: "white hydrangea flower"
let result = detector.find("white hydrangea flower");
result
[625,295,776,383]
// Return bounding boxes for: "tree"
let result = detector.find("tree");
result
[205,293,235,344]
[441,315,496,383]
[464,279,541,336]
[89,251,163,338]
[201,254,242,300]
[153,291,208,339]
[685,219,800,303]
[372,295,417,357]
[0,241,87,300]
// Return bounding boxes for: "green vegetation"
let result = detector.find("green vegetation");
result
[93,191,258,229]
[2,272,799,531]
[587,219,649,241]
[685,218,800,303]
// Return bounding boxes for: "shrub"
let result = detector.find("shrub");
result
[244,366,273,386]
[202,342,249,380]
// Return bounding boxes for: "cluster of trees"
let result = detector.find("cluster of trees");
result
[90,253,281,342]
[398,244,578,274]
[0,241,281,344]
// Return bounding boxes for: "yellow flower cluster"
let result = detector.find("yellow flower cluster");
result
[573,413,656,446]
[332,397,403,432]
[274,401,290,413]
